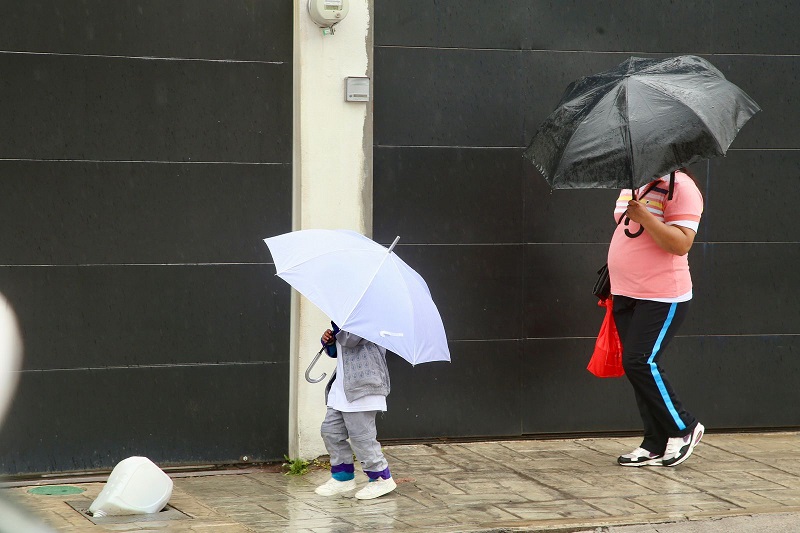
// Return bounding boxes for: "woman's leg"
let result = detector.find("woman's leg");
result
[614,296,696,450]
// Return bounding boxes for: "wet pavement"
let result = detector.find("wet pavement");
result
[3,431,800,532]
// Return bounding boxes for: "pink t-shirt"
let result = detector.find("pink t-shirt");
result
[607,172,704,300]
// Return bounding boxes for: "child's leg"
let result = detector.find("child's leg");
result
[320,407,355,480]
[341,410,390,480]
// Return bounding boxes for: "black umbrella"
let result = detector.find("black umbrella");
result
[524,55,760,193]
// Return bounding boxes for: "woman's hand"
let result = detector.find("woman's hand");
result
[625,199,653,225]
[626,200,696,256]
[321,329,335,345]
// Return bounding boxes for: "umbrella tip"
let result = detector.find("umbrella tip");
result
[388,236,400,253]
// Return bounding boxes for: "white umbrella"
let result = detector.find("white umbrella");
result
[264,229,450,366]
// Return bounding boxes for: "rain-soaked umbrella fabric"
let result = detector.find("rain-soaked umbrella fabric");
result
[264,229,450,366]
[524,55,761,191]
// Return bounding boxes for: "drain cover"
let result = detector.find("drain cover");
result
[66,500,190,525]
[27,486,85,496]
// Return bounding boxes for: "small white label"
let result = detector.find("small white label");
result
[345,77,370,102]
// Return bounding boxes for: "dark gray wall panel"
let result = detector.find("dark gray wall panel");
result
[0,1,292,475]
[0,54,290,162]
[676,335,800,428]
[377,1,799,56]
[523,243,609,339]
[522,338,640,434]
[0,0,292,61]
[689,244,800,336]
[0,363,288,475]
[702,151,798,243]
[396,244,523,341]
[379,340,522,439]
[0,161,290,264]
[523,163,622,244]
[376,1,713,53]
[373,147,524,244]
[374,47,525,147]
[0,264,287,370]
[710,2,800,55]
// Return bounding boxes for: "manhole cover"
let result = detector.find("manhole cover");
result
[27,486,85,496]
[66,500,190,525]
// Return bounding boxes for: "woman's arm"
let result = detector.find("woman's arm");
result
[626,200,696,256]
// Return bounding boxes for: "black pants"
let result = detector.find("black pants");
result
[613,295,697,455]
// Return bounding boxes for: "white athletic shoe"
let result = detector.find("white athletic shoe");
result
[354,477,397,500]
[662,422,705,467]
[617,447,663,467]
[314,477,357,496]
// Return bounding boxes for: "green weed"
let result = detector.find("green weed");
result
[282,455,310,476]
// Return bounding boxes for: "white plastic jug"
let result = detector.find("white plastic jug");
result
[88,456,173,517]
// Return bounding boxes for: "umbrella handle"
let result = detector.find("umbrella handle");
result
[305,347,327,384]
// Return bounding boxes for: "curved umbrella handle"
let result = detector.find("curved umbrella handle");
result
[305,347,327,384]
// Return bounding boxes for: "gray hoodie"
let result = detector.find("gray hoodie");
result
[325,331,391,403]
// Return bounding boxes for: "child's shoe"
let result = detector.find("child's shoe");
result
[314,477,357,496]
[354,477,397,500]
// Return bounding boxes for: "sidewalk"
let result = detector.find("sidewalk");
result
[3,431,800,532]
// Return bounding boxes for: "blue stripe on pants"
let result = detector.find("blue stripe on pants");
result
[647,303,686,431]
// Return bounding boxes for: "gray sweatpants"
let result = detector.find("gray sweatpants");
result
[320,408,389,474]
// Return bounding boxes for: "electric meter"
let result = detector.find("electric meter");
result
[308,0,350,32]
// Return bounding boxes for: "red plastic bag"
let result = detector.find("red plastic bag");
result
[587,297,624,378]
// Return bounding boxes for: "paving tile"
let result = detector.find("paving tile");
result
[497,499,609,520]
[749,469,800,489]
[393,514,462,529]
[631,492,738,513]
[691,469,788,491]
[495,476,564,501]
[535,471,660,499]
[627,471,705,494]
[751,492,800,507]
[429,491,532,507]
[707,489,794,509]
[583,496,660,516]
[383,454,465,475]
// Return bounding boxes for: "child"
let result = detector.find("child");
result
[314,322,396,500]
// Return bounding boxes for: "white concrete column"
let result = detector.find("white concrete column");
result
[290,0,373,459]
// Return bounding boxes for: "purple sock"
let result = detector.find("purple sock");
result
[331,463,354,481]
[365,467,391,481]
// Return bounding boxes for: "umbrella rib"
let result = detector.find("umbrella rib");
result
[544,83,620,185]
[387,255,417,363]
[338,250,392,328]
[633,76,726,155]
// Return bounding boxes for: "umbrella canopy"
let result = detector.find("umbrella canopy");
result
[524,55,761,191]
[264,229,450,366]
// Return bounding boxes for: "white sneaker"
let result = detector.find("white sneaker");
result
[354,477,397,500]
[617,447,663,467]
[662,422,705,467]
[314,477,357,496]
